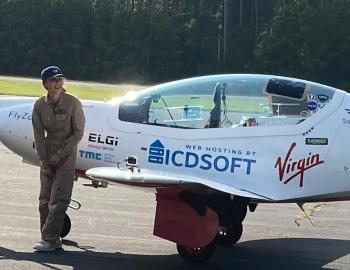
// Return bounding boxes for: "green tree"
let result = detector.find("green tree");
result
[255,0,350,89]
[0,0,94,79]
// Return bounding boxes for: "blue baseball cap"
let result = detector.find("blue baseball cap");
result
[41,66,64,82]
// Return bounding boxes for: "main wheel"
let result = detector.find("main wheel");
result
[176,241,216,263]
[215,222,243,246]
[61,213,71,238]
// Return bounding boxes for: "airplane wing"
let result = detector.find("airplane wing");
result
[85,167,273,201]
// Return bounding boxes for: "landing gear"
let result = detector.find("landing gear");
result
[177,241,216,263]
[61,213,71,238]
[208,194,248,247]
[215,222,243,246]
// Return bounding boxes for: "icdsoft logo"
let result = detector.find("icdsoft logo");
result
[148,139,256,175]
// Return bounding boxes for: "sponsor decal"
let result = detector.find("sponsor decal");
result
[305,138,328,145]
[300,110,309,117]
[79,150,102,160]
[148,139,256,175]
[103,153,116,164]
[345,109,350,115]
[275,142,324,187]
[308,94,315,100]
[87,143,114,151]
[342,118,350,125]
[88,133,118,146]
[307,101,317,111]
[318,94,329,103]
[79,150,116,163]
[8,111,32,120]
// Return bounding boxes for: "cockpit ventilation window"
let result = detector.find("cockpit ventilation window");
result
[265,78,307,100]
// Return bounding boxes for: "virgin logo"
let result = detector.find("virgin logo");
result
[275,142,324,187]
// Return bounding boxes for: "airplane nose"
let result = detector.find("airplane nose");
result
[0,96,38,164]
[0,96,34,141]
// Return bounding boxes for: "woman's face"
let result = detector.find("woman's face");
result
[44,77,64,95]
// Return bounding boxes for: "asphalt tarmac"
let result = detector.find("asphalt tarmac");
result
[0,142,350,270]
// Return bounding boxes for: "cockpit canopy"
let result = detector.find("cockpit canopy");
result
[118,74,336,129]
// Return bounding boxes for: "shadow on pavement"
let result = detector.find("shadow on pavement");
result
[1,238,350,270]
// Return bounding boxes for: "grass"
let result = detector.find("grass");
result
[156,95,267,112]
[0,76,271,113]
[0,76,147,100]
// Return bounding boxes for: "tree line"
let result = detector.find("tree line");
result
[0,0,350,90]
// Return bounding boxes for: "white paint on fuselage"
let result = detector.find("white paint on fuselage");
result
[0,88,350,202]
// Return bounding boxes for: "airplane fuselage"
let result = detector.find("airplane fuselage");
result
[1,90,350,202]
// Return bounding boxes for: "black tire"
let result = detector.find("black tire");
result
[61,213,71,238]
[176,241,216,263]
[215,222,243,246]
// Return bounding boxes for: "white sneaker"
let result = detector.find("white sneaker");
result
[33,239,62,252]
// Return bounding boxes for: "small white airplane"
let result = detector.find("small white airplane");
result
[1,74,350,262]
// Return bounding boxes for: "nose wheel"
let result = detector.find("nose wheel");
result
[61,213,71,238]
[60,198,81,238]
